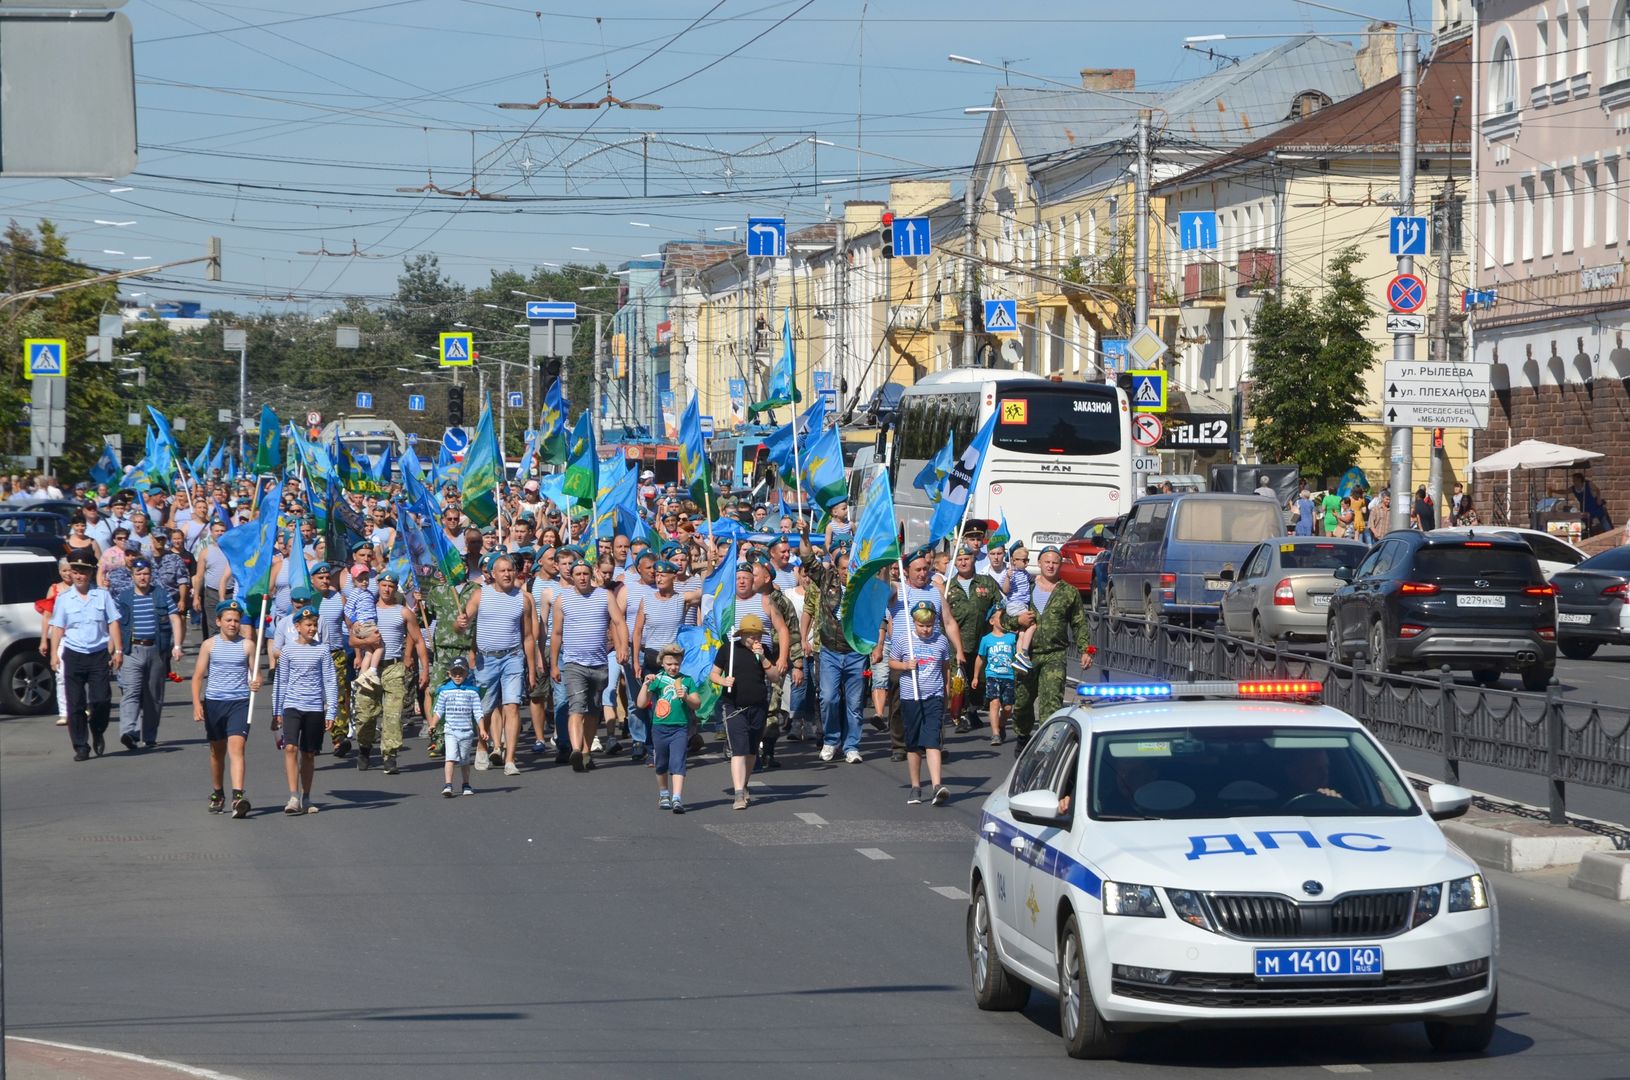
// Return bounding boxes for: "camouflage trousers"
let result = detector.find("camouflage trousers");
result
[325,650,352,747]
[353,661,407,755]
[1012,651,1068,738]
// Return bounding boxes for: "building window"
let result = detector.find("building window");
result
[1577,2,1590,75]
[1608,160,1621,245]
[1561,167,1576,254]
[1614,0,1630,80]
[1541,171,1556,258]
[1503,185,1517,264]
[1536,8,1550,87]
[1290,90,1332,118]
[1521,176,1536,261]
[1485,190,1498,270]
[1490,35,1518,114]
[1432,192,1465,252]
[1584,163,1598,249]
[1071,213,1081,259]
[1087,208,1098,256]
[1556,1,1570,78]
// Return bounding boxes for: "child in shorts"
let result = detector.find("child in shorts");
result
[345,563,383,691]
[430,656,481,797]
[973,605,1017,747]
[889,600,951,806]
[640,643,702,815]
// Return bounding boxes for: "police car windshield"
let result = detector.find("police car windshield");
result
[1087,726,1420,821]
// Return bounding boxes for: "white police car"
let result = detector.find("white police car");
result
[966,679,1497,1059]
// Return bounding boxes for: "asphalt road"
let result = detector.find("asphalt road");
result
[4,689,1630,1080]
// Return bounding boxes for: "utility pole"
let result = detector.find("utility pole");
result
[1427,94,1463,523]
[1134,110,1152,332]
[1389,33,1420,533]
[592,312,604,444]
[963,179,977,366]
[499,359,507,459]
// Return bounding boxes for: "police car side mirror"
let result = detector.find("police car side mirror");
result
[1009,788,1069,828]
[1424,783,1472,822]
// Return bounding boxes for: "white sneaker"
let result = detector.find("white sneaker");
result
[503,760,520,776]
[845,749,863,764]
[818,744,836,762]
[591,736,604,753]
[473,750,490,771]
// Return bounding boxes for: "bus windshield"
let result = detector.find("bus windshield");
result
[993,388,1121,456]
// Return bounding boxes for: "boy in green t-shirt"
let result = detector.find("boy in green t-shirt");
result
[638,643,702,814]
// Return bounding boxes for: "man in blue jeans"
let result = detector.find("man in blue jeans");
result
[803,540,866,763]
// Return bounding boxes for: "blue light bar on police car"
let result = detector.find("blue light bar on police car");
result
[1078,682,1173,699]
[1076,680,1322,702]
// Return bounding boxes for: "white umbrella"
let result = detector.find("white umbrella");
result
[1469,439,1604,474]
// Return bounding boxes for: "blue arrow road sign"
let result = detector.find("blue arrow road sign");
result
[746,217,786,258]
[892,216,931,257]
[1389,215,1428,256]
[1388,273,1426,313]
[525,300,577,321]
[1178,212,1218,251]
[507,391,524,408]
[983,298,1018,335]
[356,392,373,410]
[443,427,469,454]
[407,394,426,412]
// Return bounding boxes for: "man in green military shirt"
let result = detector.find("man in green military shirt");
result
[420,565,477,758]
[942,544,1002,732]
[1001,546,1092,750]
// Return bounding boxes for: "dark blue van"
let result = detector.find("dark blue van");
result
[1106,493,1285,624]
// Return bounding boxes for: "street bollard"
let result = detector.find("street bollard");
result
[1545,676,1567,825]
[1439,664,1460,785]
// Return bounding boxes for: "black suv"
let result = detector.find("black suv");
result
[1326,530,1557,690]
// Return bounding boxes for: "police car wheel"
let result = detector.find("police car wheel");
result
[1424,989,1498,1054]
[1058,914,1122,1059]
[967,882,1029,1011]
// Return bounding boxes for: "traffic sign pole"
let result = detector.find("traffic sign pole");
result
[1388,35,1419,534]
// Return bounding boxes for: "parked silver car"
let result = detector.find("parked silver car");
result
[1219,537,1369,644]
[0,549,61,714]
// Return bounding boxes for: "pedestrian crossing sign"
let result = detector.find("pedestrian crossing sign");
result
[1129,369,1167,413]
[439,331,473,368]
[983,298,1019,335]
[23,338,66,380]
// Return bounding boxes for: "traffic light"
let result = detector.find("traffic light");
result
[881,211,895,259]
[542,358,562,381]
[447,384,465,427]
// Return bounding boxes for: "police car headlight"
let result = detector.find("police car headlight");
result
[1447,874,1488,912]
[1102,881,1164,918]
[1164,889,1215,931]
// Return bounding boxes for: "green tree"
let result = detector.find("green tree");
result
[1247,246,1375,479]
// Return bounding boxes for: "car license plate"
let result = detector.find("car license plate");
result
[1254,946,1384,979]
[1312,594,1332,608]
[1456,594,1506,608]
[1205,578,1228,591]
[1558,612,1592,624]
[1034,532,1070,544]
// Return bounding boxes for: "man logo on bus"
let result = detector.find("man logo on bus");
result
[1001,400,1028,425]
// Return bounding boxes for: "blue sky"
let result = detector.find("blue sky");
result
[13,0,1414,313]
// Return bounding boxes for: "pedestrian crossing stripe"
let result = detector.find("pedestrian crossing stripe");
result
[439,331,473,367]
[23,338,67,380]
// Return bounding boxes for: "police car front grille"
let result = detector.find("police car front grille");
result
[1112,967,1489,1009]
[1205,890,1415,940]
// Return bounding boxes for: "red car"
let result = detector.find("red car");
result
[1058,517,1120,593]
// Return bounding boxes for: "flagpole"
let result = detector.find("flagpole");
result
[896,553,922,699]
[245,593,271,729]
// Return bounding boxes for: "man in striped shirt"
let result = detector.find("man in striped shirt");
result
[271,605,338,815]
[113,557,183,750]
[455,555,538,776]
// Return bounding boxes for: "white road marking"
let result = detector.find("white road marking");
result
[1322,1066,1371,1075]
[856,847,893,860]
[795,812,827,826]
[930,885,970,900]
[8,1037,253,1080]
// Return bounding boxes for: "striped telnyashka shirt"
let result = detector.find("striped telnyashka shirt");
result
[475,584,525,652]
[557,586,610,667]
[272,640,339,720]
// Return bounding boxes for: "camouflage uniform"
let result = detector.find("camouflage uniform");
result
[944,572,1002,717]
[1002,578,1090,737]
[420,576,476,757]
